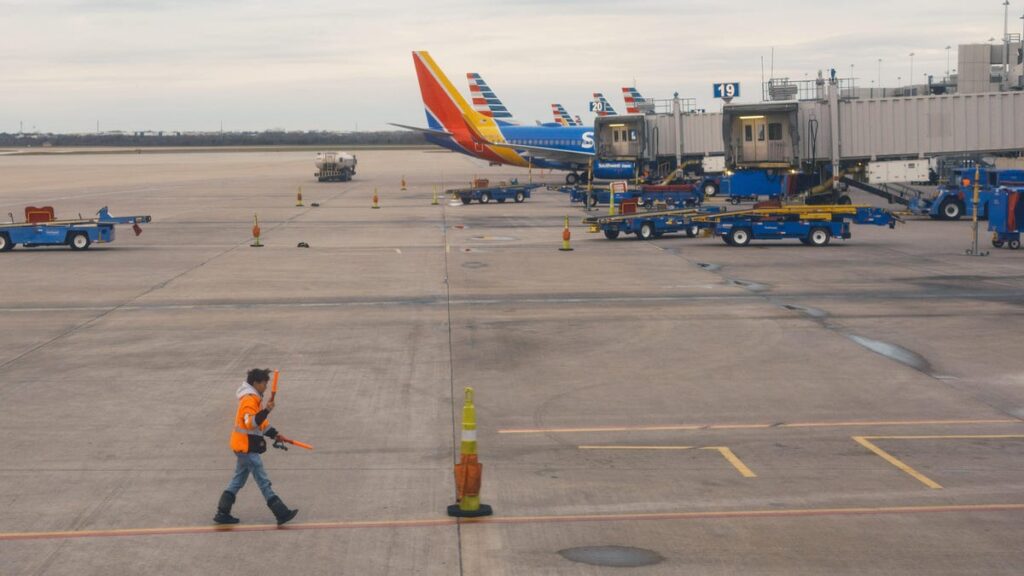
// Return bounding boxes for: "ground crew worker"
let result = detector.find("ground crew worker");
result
[214,368,299,525]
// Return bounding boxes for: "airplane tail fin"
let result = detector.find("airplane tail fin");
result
[412,51,483,134]
[574,115,583,126]
[592,93,617,116]
[467,73,514,121]
[551,103,575,127]
[622,87,646,114]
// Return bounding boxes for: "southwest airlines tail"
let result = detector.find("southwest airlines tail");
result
[467,73,515,123]
[411,51,525,166]
[622,87,646,114]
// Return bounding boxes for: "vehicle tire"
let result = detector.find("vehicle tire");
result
[480,192,491,204]
[992,239,1005,248]
[642,199,653,209]
[514,191,525,203]
[69,233,91,251]
[461,196,471,205]
[565,173,578,185]
[588,195,598,207]
[685,225,699,238]
[729,197,741,205]
[727,227,751,247]
[639,222,656,240]
[603,229,620,240]
[0,233,12,252]
[837,195,852,205]
[1010,239,1021,250]
[808,227,831,246]
[940,198,963,220]
[341,169,351,182]
[703,181,719,197]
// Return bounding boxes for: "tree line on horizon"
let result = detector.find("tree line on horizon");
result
[0,130,427,147]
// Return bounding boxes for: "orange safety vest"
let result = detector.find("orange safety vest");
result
[230,393,269,453]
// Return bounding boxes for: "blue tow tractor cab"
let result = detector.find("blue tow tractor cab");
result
[988,187,1024,249]
[926,169,1024,220]
[448,181,541,204]
[0,206,152,252]
[693,204,901,247]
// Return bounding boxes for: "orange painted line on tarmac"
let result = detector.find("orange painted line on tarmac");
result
[3,503,1023,542]
[498,418,1021,435]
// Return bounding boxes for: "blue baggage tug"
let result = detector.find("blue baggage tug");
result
[695,205,900,246]
[0,206,152,252]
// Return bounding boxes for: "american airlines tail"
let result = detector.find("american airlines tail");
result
[467,73,515,123]
[551,103,576,127]
[592,93,618,117]
[622,87,646,114]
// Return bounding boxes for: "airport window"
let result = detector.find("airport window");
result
[757,125,765,142]
[768,123,783,141]
[614,131,620,142]
[744,125,753,142]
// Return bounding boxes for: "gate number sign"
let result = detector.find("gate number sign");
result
[714,83,740,99]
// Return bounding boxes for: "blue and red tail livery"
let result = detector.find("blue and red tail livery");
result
[622,87,647,114]
[592,93,617,116]
[467,73,515,123]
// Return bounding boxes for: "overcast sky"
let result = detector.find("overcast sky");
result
[2,0,1020,133]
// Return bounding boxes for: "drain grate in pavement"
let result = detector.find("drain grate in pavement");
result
[558,546,664,568]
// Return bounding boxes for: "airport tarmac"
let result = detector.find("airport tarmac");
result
[1,148,1023,575]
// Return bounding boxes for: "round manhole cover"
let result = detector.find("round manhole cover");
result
[558,546,664,568]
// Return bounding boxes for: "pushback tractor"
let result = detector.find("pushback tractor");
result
[0,206,152,252]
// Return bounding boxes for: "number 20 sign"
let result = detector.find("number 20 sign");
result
[713,83,740,99]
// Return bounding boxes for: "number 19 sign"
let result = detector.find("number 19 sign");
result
[713,83,740,100]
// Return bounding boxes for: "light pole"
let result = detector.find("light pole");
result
[945,45,951,79]
[909,52,915,89]
[877,58,882,87]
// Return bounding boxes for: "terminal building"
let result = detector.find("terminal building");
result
[595,41,1024,183]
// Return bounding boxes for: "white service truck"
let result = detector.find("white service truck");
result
[315,151,357,182]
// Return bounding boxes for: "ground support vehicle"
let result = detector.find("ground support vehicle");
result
[449,183,541,204]
[841,168,1024,221]
[988,187,1024,249]
[692,205,900,247]
[560,186,641,207]
[0,206,152,252]
[314,151,357,182]
[718,169,793,204]
[582,203,723,240]
[560,184,702,208]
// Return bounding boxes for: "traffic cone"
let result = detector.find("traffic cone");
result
[447,387,492,518]
[432,186,439,206]
[296,186,304,207]
[250,214,263,248]
[559,215,573,251]
[372,188,380,209]
[401,176,407,191]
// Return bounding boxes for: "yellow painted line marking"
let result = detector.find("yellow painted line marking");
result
[4,504,1023,541]
[855,434,1024,489]
[499,418,1020,435]
[579,445,693,450]
[702,446,757,478]
[863,434,1024,440]
[854,436,942,489]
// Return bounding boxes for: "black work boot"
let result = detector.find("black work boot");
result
[213,490,240,524]
[267,496,298,526]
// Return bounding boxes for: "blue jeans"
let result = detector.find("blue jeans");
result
[226,452,277,501]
